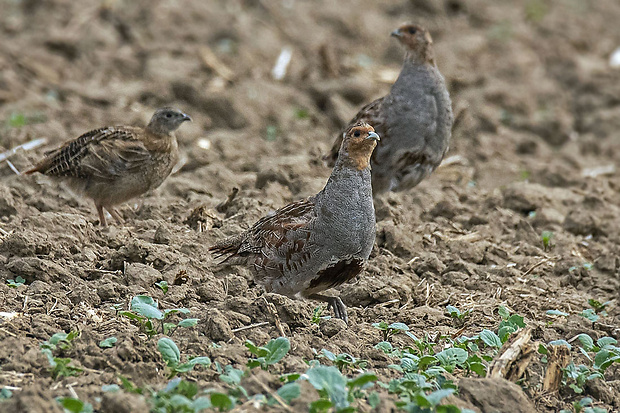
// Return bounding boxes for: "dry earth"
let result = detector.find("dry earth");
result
[1,0,619,412]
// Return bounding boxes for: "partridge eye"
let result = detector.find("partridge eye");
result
[165,113,172,118]
[408,27,417,34]
[353,130,361,137]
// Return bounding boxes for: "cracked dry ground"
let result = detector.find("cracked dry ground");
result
[1,0,619,412]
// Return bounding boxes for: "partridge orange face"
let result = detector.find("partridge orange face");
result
[341,123,380,170]
[391,23,433,61]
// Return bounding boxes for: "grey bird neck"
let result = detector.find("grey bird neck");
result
[318,158,373,217]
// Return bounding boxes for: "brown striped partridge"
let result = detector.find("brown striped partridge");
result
[26,107,190,226]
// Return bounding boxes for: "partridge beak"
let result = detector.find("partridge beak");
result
[366,131,380,141]
[181,113,192,122]
[391,29,403,38]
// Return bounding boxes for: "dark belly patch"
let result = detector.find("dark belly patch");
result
[308,258,364,292]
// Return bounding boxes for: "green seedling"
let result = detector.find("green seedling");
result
[541,230,554,251]
[40,331,82,380]
[155,280,169,294]
[588,299,611,315]
[6,276,26,288]
[157,337,211,379]
[446,305,471,324]
[312,305,330,324]
[319,349,368,372]
[118,295,198,337]
[245,337,290,370]
[559,397,608,413]
[372,322,413,342]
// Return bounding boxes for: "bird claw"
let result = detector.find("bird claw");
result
[326,296,348,324]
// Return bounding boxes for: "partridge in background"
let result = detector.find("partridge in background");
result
[210,123,380,322]
[326,23,453,195]
[26,107,191,226]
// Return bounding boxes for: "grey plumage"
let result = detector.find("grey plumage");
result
[326,23,453,195]
[211,124,380,322]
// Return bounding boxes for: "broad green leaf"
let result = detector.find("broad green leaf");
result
[549,340,572,349]
[305,366,349,409]
[508,314,526,328]
[436,348,468,366]
[56,397,93,413]
[157,337,180,367]
[498,305,510,319]
[309,398,333,413]
[192,397,212,411]
[425,388,455,406]
[169,394,193,409]
[480,329,502,348]
[348,373,377,389]
[597,337,617,348]
[577,334,595,352]
[580,309,599,323]
[99,337,117,348]
[277,382,301,403]
[131,302,163,320]
[264,337,290,365]
[210,393,234,411]
[321,349,336,361]
[177,318,199,328]
[388,322,409,331]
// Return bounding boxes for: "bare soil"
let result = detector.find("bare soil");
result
[1,0,619,412]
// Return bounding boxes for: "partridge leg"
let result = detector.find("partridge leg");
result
[107,207,125,225]
[308,294,348,324]
[96,204,107,227]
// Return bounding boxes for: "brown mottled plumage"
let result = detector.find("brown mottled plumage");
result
[211,124,380,322]
[26,107,191,226]
[326,23,453,195]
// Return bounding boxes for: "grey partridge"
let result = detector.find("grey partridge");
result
[26,107,190,226]
[326,23,453,195]
[210,123,380,323]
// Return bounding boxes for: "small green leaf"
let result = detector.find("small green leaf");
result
[157,337,180,367]
[367,391,380,408]
[309,398,333,413]
[498,306,510,319]
[99,337,117,348]
[210,392,234,411]
[538,344,548,355]
[101,384,119,393]
[155,280,169,293]
[277,382,301,403]
[480,329,502,348]
[56,397,93,413]
[580,309,599,323]
[177,318,199,328]
[388,322,409,331]
[348,373,377,389]
[549,340,572,349]
[264,337,290,365]
[546,309,569,316]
